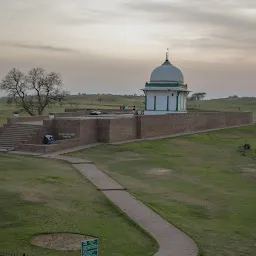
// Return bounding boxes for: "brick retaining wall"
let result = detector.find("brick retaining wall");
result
[97,119,110,142]
[108,118,137,142]
[13,111,253,152]
[18,139,81,153]
[138,112,252,139]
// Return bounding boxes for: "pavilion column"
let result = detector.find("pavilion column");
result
[176,92,179,111]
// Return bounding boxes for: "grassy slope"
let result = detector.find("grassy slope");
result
[1,95,256,126]
[0,153,157,256]
[70,126,256,256]
[0,94,144,126]
[188,97,256,119]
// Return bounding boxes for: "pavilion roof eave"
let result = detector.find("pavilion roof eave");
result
[141,87,190,92]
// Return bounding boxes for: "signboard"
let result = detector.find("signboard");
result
[81,238,98,256]
[58,132,76,139]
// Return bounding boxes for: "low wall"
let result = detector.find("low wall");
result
[80,119,98,144]
[26,119,54,144]
[18,139,81,153]
[7,115,47,124]
[52,118,98,144]
[54,111,88,117]
[64,108,132,114]
[138,112,253,138]
[97,117,137,142]
[97,119,110,142]
[14,111,253,153]
[109,118,137,142]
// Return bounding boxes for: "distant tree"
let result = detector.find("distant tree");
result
[59,100,65,107]
[189,92,206,101]
[0,68,69,116]
[68,102,76,107]
[6,97,13,105]
[98,97,103,103]
[228,95,239,99]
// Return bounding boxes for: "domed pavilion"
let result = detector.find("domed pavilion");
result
[142,50,189,115]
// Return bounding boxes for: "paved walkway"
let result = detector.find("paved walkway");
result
[8,123,256,255]
[41,152,198,256]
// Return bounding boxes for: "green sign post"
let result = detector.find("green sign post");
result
[81,238,98,256]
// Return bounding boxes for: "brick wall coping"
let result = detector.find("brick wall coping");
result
[55,114,134,120]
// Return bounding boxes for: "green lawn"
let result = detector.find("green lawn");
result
[70,125,256,256]
[188,97,256,119]
[1,94,256,127]
[0,94,144,126]
[0,153,157,256]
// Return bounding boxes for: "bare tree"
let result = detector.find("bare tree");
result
[0,68,69,116]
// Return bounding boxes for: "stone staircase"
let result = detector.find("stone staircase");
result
[0,122,43,150]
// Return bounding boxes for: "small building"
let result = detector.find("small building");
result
[142,51,189,115]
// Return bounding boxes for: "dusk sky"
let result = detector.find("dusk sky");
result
[0,0,255,98]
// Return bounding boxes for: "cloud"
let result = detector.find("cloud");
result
[0,42,79,53]
[58,8,124,25]
[124,0,256,51]
[125,0,256,29]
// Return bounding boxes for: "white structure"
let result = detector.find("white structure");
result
[142,50,189,115]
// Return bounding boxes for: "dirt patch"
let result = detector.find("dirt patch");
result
[171,192,213,209]
[21,192,46,203]
[31,233,95,251]
[242,168,256,173]
[147,168,172,176]
[109,157,146,164]
[241,167,256,178]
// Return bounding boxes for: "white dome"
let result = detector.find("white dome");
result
[150,60,184,84]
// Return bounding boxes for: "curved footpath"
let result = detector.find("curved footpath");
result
[41,151,198,256]
[9,124,256,255]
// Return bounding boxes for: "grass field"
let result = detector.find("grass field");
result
[0,153,157,256]
[0,94,144,126]
[1,94,256,126]
[189,97,256,119]
[70,125,256,256]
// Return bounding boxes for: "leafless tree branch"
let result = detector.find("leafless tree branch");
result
[0,68,68,116]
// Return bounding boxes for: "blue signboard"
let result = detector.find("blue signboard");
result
[81,238,98,256]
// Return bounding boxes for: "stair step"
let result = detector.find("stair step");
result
[0,131,37,134]
[0,133,37,137]
[0,135,29,137]
[0,123,43,147]
[0,138,27,141]
[1,131,40,135]
[5,125,41,127]
[0,129,40,133]
[2,128,41,132]
[0,147,15,151]
[0,145,18,147]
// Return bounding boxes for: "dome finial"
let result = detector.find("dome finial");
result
[166,48,169,61]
